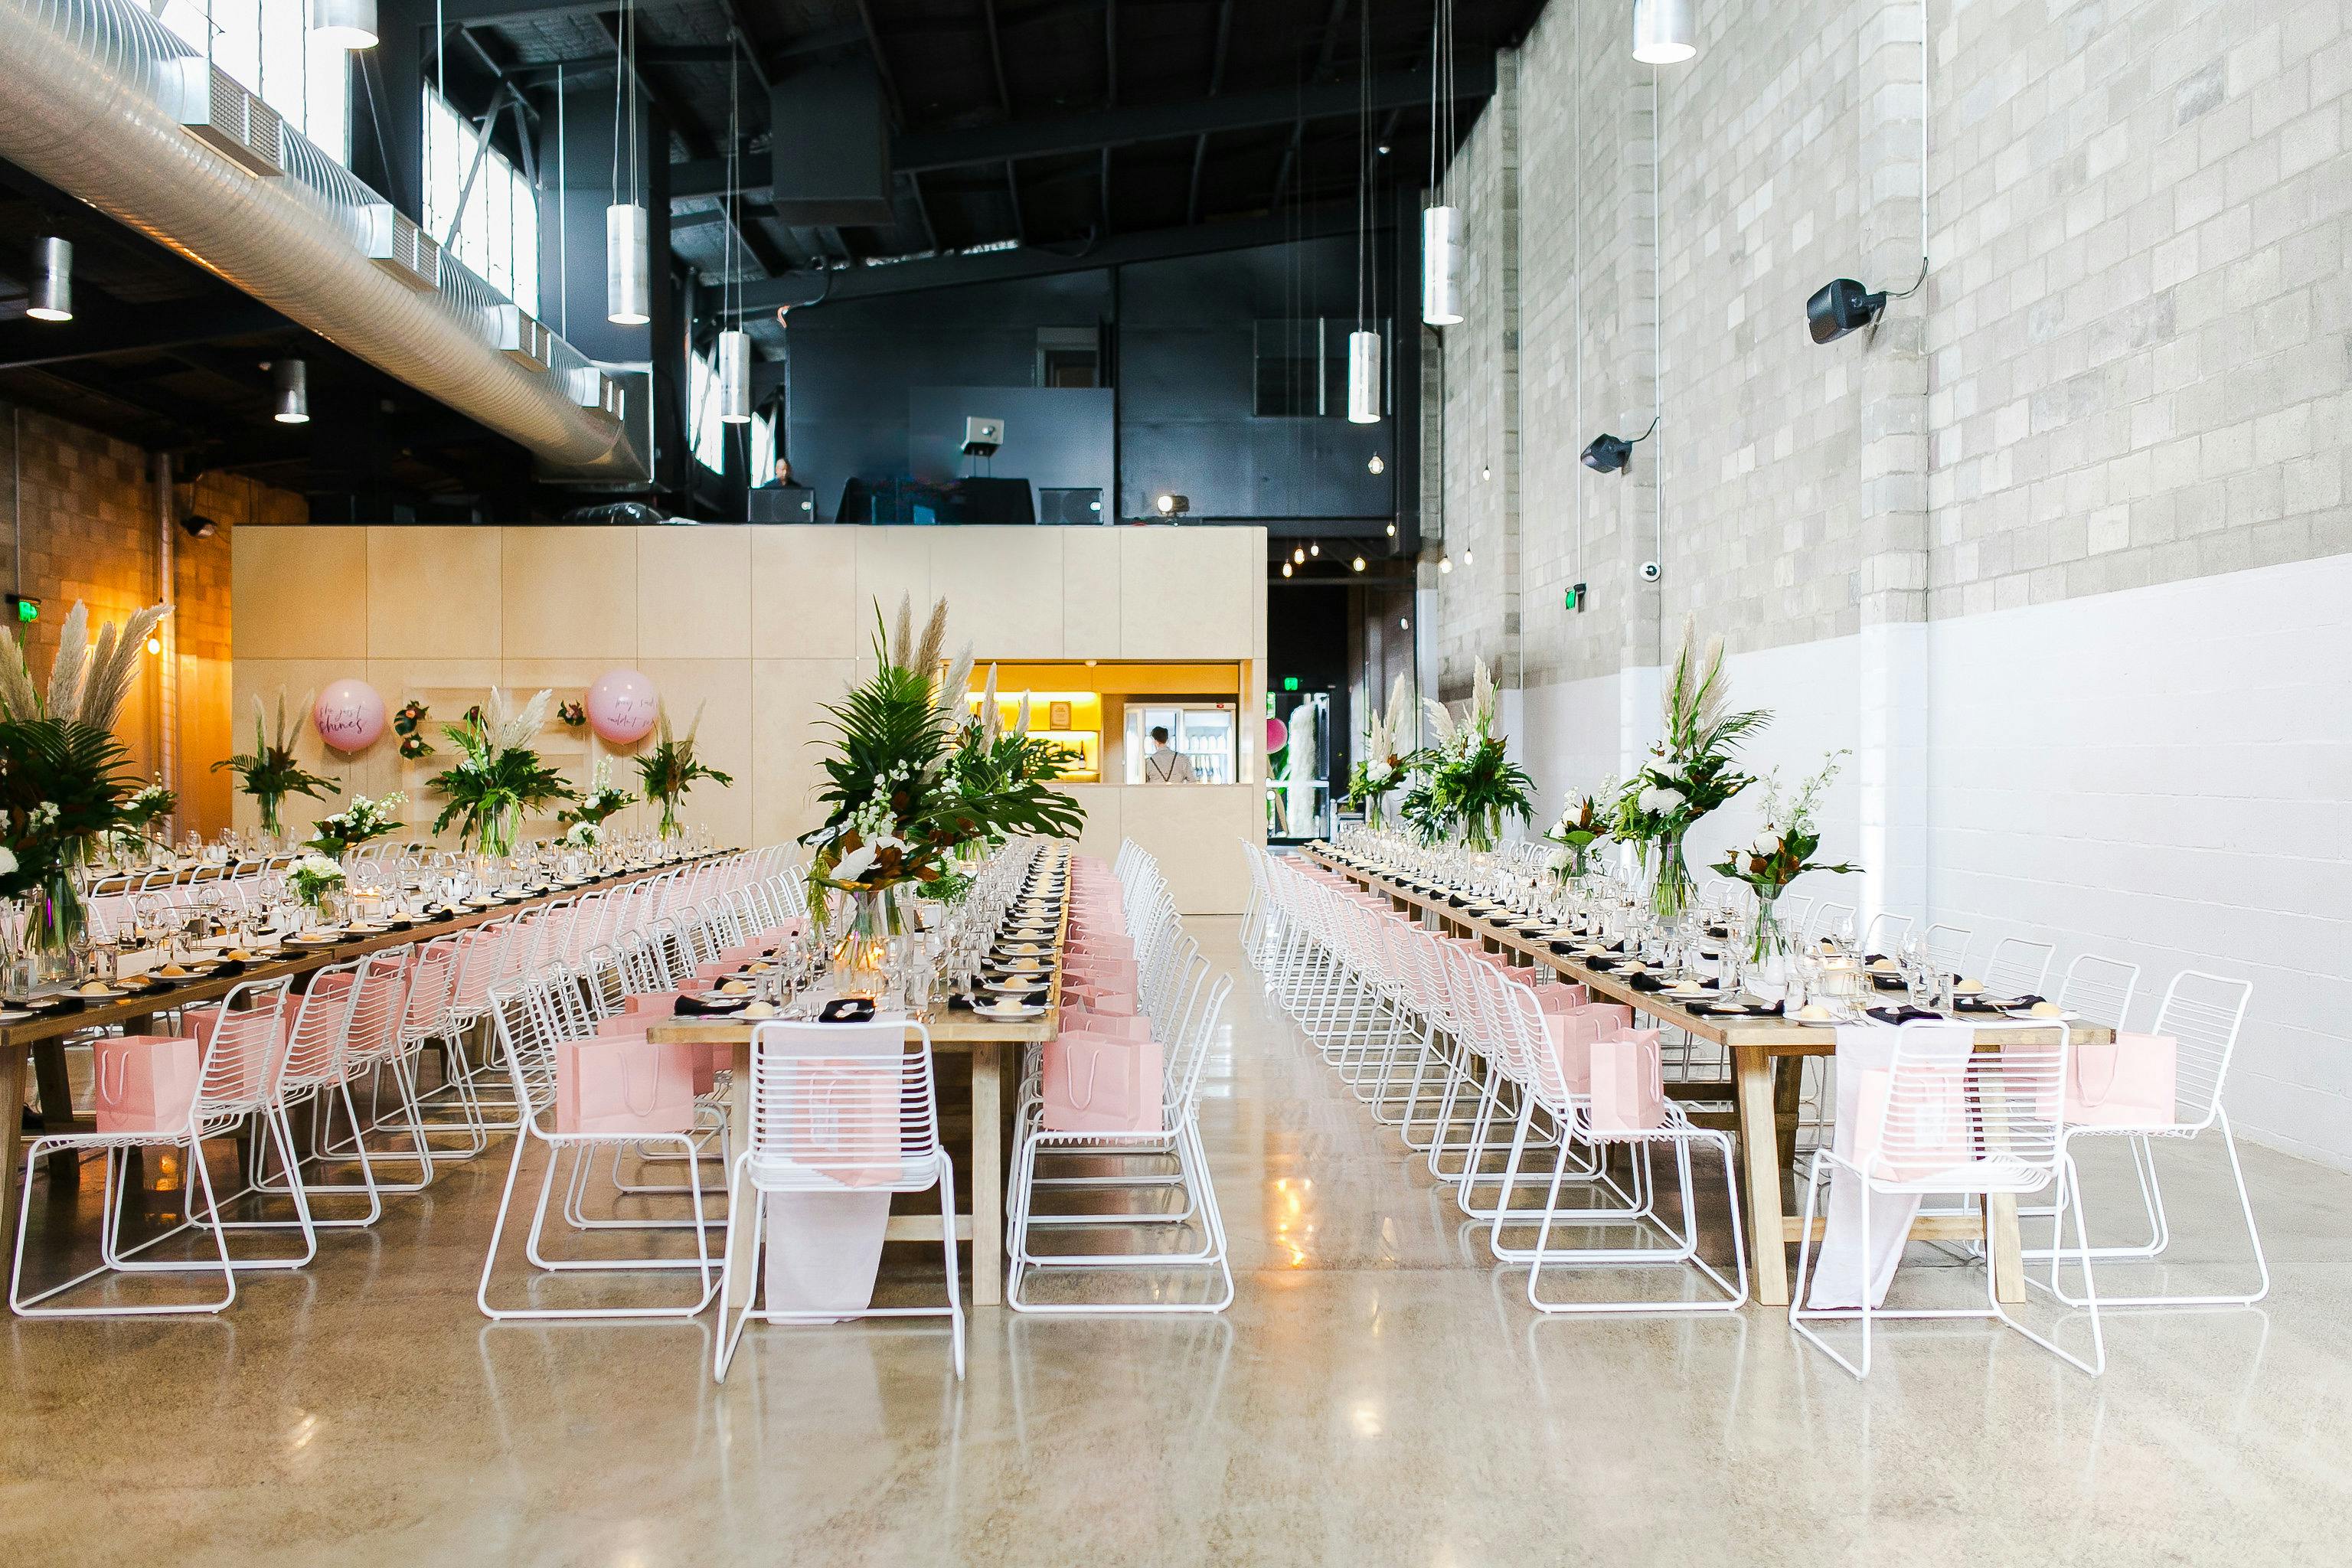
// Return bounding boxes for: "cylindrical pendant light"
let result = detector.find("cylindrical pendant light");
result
[1632,0,1698,64]
[309,0,379,48]
[1421,205,1463,325]
[606,202,650,325]
[1347,329,1382,423]
[717,328,752,424]
[27,236,71,322]
[271,359,310,424]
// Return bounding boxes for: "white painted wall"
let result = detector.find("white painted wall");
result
[1504,554,2352,1168]
[1925,554,2352,1170]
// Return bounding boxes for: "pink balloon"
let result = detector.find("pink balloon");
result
[313,679,385,753]
[1266,717,1289,753]
[586,668,659,744]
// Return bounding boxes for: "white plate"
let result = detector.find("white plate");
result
[0,1008,31,1022]
[985,978,1046,995]
[2002,1008,2080,1021]
[976,1003,1045,1020]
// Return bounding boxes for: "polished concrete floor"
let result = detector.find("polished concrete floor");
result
[4,920,2348,1566]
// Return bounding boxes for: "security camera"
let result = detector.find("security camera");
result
[1639,560,1662,583]
[1806,277,1888,344]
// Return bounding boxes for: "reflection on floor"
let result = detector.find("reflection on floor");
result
[5,919,2348,1565]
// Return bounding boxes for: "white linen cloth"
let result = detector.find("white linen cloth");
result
[758,1018,901,1320]
[1805,1021,1978,1310]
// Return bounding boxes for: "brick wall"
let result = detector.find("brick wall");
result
[0,406,299,836]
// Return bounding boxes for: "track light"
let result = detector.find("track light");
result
[178,514,220,541]
[271,359,310,425]
[309,0,379,48]
[1155,492,1191,518]
[1581,417,1658,474]
[717,328,752,423]
[606,203,650,325]
[27,237,71,322]
[1632,0,1698,64]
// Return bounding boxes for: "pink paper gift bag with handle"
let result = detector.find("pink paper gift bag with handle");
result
[1588,1029,1668,1133]
[1501,969,1588,1011]
[2065,1031,2179,1128]
[186,1006,288,1104]
[554,1035,697,1135]
[1539,1010,1609,1096]
[1063,1009,1153,1042]
[1851,1062,1977,1182]
[1041,1031,1163,1134]
[92,1035,204,1134]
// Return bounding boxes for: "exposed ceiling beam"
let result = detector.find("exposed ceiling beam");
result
[0,297,288,371]
[730,200,1380,311]
[1269,0,1355,211]
[667,60,1492,198]
[1185,0,1234,227]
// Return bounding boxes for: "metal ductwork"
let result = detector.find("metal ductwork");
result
[0,0,648,484]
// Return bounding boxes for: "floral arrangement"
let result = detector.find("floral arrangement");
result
[119,776,177,841]
[556,699,588,728]
[557,759,634,833]
[428,688,572,855]
[1544,782,1613,879]
[1618,620,1769,919]
[286,853,345,910]
[1712,752,1857,959]
[1344,675,1416,830]
[305,791,407,859]
[562,818,603,850]
[634,704,733,838]
[216,688,339,836]
[1410,658,1536,852]
[944,665,1085,856]
[804,599,1086,933]
[393,698,433,760]
[0,601,170,957]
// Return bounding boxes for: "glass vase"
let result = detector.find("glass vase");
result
[1463,805,1499,854]
[256,793,285,841]
[19,869,84,991]
[1648,827,1695,922]
[831,887,903,998]
[657,798,681,840]
[477,802,518,859]
[1748,890,1791,965]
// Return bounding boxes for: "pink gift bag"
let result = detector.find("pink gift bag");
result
[1539,1010,1609,1096]
[2066,1031,2180,1128]
[186,1006,288,1104]
[1041,1031,1164,1134]
[1588,1029,1668,1134]
[1501,969,1588,1011]
[1851,1062,1977,1181]
[1063,1009,1153,1042]
[91,1035,204,1134]
[1070,957,1138,988]
[553,1036,697,1135]
[1067,985,1138,1016]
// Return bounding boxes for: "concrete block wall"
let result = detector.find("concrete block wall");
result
[1423,0,2352,1165]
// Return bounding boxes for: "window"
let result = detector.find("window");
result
[1035,327,1099,388]
[421,89,541,318]
[688,349,726,473]
[1252,318,1388,418]
[158,0,351,165]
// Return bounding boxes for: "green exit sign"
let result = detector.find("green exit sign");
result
[1565,581,1589,612]
[1282,676,1300,692]
[7,594,37,623]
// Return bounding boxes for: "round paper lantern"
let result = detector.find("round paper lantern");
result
[1266,717,1289,754]
[586,668,659,744]
[313,678,385,753]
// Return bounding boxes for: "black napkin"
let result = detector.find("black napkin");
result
[1868,1004,1940,1025]
[672,993,748,1016]
[1870,972,1909,991]
[1623,972,1669,992]
[1705,924,1731,939]
[1955,991,2042,1013]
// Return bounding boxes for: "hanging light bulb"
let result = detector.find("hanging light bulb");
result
[1309,541,1321,557]
[26,237,70,322]
[1438,554,1453,574]
[717,328,752,423]
[1293,547,1306,565]
[1632,0,1698,64]
[309,0,379,48]
[271,359,310,424]
[1368,452,1386,475]
[1385,522,1397,537]
[1281,560,1293,578]
[1347,329,1382,423]
[1351,556,1367,572]
[1422,205,1464,325]
[1465,547,1475,566]
[606,203,650,325]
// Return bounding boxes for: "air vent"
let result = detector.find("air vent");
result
[158,59,283,177]
[488,304,550,370]
[568,366,626,422]
[359,204,440,291]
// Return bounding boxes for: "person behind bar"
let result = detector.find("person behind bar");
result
[1142,726,1195,782]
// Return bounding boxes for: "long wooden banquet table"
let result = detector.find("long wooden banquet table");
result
[645,871,1070,1311]
[0,852,728,1262]
[1304,845,2109,1308]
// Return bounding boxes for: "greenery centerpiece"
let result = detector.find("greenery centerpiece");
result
[0,601,172,979]
[1544,782,1614,880]
[305,791,406,860]
[217,689,339,838]
[286,853,347,920]
[1343,675,1416,831]
[1712,752,1859,962]
[635,705,733,840]
[946,665,1086,866]
[1415,658,1536,853]
[115,776,177,854]
[557,758,635,849]
[1622,622,1767,921]
[429,688,571,857]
